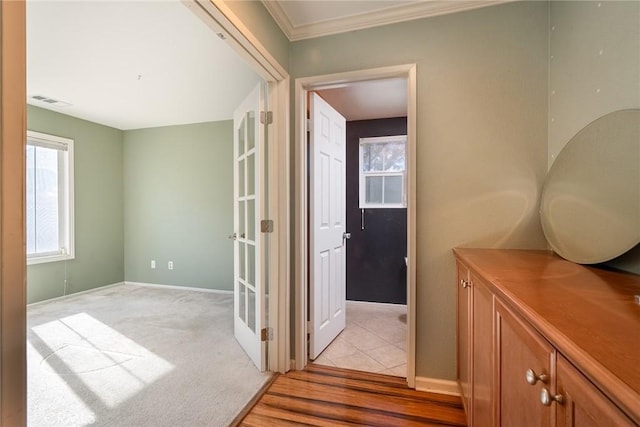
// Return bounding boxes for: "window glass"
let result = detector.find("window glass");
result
[383,175,403,204]
[365,176,383,204]
[26,131,74,264]
[359,135,407,208]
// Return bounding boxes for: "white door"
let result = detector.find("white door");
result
[309,92,348,360]
[233,83,266,371]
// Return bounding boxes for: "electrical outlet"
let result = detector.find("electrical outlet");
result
[168,261,174,270]
[151,260,156,269]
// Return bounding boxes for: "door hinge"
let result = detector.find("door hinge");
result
[261,327,273,341]
[260,110,273,125]
[261,219,274,233]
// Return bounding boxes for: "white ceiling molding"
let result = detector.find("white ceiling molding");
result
[263,1,513,42]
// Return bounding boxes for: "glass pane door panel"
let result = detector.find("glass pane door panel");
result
[238,201,246,239]
[246,154,255,196]
[237,118,245,156]
[247,199,255,241]
[239,283,246,324]
[247,244,255,286]
[247,111,255,151]
[238,159,245,197]
[239,242,246,280]
[247,289,256,332]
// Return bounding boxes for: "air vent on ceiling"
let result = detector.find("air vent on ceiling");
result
[29,95,72,107]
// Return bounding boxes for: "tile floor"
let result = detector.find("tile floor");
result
[312,301,407,377]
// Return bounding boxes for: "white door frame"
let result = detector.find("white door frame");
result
[294,65,418,387]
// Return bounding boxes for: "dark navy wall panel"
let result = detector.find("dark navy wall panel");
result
[346,117,407,304]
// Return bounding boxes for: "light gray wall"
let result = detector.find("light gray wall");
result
[123,121,234,291]
[291,1,550,380]
[27,106,124,304]
[549,1,640,274]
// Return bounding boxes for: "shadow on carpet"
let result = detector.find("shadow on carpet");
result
[27,284,271,427]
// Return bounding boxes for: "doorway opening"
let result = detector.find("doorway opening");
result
[24,1,284,425]
[294,64,417,387]
[311,104,408,375]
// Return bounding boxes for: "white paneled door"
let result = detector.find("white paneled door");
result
[309,92,348,360]
[233,83,266,371]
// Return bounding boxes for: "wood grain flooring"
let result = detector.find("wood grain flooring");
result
[239,364,467,426]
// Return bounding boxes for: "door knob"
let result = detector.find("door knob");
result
[228,233,237,240]
[342,232,351,245]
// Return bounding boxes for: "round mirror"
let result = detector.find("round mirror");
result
[540,109,640,264]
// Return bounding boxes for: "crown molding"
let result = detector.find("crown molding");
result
[263,0,513,42]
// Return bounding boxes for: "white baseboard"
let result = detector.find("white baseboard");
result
[346,300,407,309]
[415,376,460,396]
[125,281,233,295]
[27,281,125,307]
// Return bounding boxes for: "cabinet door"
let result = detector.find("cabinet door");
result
[472,275,493,427]
[457,262,473,422]
[496,300,553,426]
[556,355,634,426]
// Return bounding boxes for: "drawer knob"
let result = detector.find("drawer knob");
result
[540,387,564,406]
[525,368,548,385]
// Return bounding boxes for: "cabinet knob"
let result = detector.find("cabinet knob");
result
[540,387,564,406]
[460,279,471,288]
[525,368,548,385]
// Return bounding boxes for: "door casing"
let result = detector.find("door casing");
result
[294,65,418,387]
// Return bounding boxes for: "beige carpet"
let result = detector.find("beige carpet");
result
[28,283,271,427]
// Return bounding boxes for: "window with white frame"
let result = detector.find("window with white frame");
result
[26,130,74,264]
[359,135,407,208]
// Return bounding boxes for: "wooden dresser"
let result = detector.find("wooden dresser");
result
[454,248,640,426]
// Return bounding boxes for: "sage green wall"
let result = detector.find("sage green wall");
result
[123,121,234,291]
[290,1,550,381]
[549,1,640,275]
[222,0,289,73]
[26,106,124,304]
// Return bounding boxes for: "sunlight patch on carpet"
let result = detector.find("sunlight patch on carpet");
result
[31,312,174,408]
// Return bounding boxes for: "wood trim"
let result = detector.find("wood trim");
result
[406,64,417,388]
[414,376,461,397]
[294,65,418,386]
[0,1,27,425]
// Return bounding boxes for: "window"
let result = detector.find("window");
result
[359,135,407,208]
[26,130,74,264]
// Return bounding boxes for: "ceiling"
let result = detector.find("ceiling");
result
[316,78,407,121]
[27,1,506,131]
[27,1,262,130]
[262,0,510,41]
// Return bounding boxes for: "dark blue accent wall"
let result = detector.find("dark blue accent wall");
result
[346,117,407,304]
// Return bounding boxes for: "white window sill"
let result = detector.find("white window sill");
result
[27,253,74,266]
[359,204,407,209]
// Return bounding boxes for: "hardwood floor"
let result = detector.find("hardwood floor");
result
[239,364,467,426]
